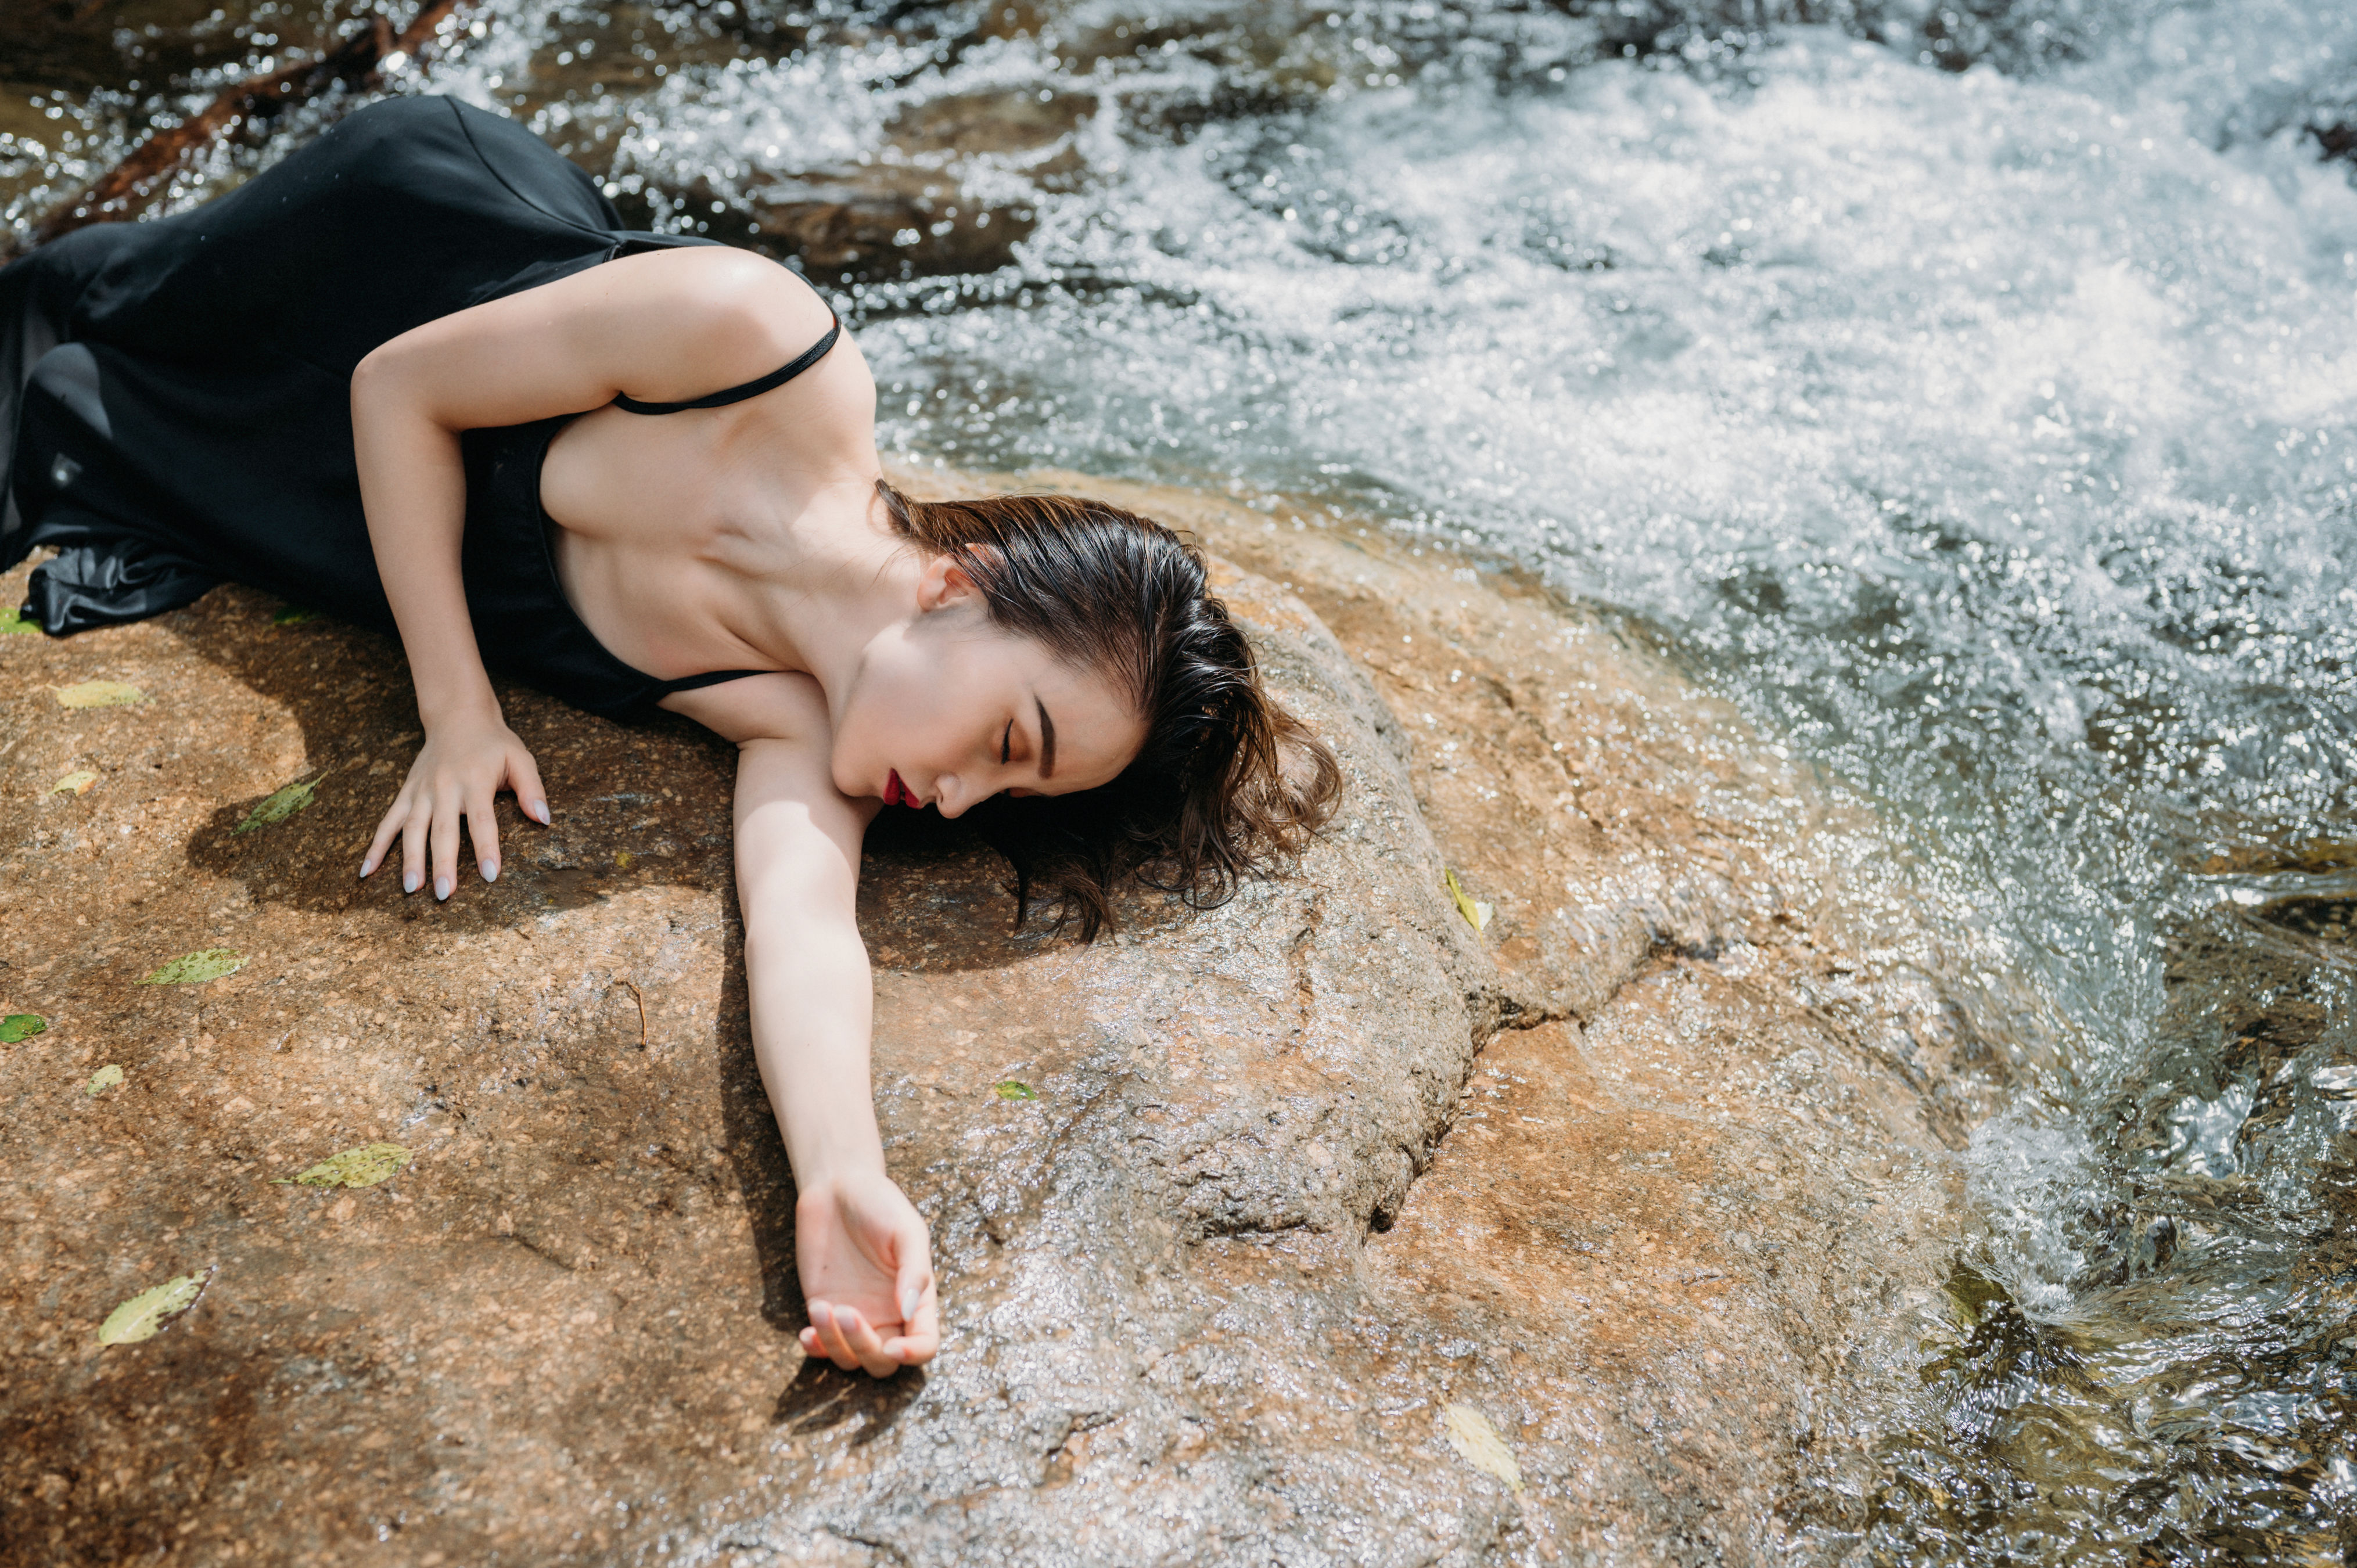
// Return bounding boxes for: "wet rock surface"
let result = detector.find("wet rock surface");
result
[5,473,2002,1565]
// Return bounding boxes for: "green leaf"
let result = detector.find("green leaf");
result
[49,768,99,796]
[993,1080,1038,1102]
[1,1013,46,1044]
[270,605,317,625]
[139,948,245,986]
[281,1142,411,1189]
[85,1063,123,1095]
[1443,869,1490,932]
[1,606,38,635]
[232,778,317,835]
[1440,1402,1522,1493]
[97,1269,210,1346]
[51,679,145,709]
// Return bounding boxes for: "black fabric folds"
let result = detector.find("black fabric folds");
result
[0,93,768,718]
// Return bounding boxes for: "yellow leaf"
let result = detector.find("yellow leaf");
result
[51,680,145,709]
[282,1142,411,1189]
[50,769,99,796]
[993,1080,1038,1101]
[0,606,38,635]
[1441,1402,1522,1492]
[614,850,636,869]
[98,1269,211,1345]
[86,1063,123,1095]
[1443,869,1490,932]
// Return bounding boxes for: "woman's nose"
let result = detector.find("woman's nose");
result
[932,774,971,819]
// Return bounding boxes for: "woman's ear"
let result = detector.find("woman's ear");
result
[915,546,993,613]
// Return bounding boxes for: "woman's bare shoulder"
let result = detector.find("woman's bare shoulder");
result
[594,247,839,404]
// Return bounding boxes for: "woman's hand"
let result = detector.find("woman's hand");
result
[795,1167,940,1376]
[360,708,549,900]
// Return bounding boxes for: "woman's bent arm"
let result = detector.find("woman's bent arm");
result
[667,672,940,1376]
[348,244,836,898]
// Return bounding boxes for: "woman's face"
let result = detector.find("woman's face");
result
[831,555,1148,818]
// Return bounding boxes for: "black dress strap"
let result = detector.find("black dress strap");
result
[612,317,840,415]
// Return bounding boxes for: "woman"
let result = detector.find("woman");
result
[1,95,1337,1378]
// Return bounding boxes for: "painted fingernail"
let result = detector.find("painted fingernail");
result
[433,875,452,901]
[900,1289,919,1324]
[403,870,420,894]
[529,799,549,825]
[480,858,498,883]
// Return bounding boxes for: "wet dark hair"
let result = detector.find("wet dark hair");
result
[875,479,1341,937]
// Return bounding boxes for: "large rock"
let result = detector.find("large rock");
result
[0,472,2010,1565]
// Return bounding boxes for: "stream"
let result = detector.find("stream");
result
[5,0,2355,1560]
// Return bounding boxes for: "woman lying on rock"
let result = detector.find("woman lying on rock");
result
[0,96,1336,1376]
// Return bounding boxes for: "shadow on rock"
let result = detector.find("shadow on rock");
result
[167,585,739,933]
[772,1357,929,1445]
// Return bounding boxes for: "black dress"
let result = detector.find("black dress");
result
[0,94,833,718]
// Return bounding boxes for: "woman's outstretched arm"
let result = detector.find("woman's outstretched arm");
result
[662,672,940,1376]
[347,244,835,898]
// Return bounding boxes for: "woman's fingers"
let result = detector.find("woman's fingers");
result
[806,1301,861,1371]
[889,1257,939,1365]
[399,801,430,896]
[833,1307,900,1378]
[361,797,405,878]
[804,1301,901,1377]
[429,790,462,901]
[507,745,551,828]
[465,787,501,883]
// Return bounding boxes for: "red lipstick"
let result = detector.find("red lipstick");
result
[886,769,913,808]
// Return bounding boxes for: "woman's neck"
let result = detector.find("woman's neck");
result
[725,475,917,689]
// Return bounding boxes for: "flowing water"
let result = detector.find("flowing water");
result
[6,0,2357,1559]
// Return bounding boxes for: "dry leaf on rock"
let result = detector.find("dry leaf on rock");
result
[282,1142,412,1189]
[85,1064,123,1096]
[50,680,146,709]
[1443,869,1492,932]
[97,1268,212,1346]
[1440,1402,1522,1493]
[233,778,317,835]
[49,769,98,796]
[140,948,244,986]
[1,1013,48,1043]
[271,605,317,625]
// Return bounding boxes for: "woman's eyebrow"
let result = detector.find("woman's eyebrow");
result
[1034,695,1057,779]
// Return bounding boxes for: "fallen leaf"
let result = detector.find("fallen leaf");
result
[1,1013,47,1043]
[139,948,244,986]
[1441,1402,1522,1493]
[271,605,317,625]
[51,679,145,709]
[97,1268,212,1346]
[49,769,99,796]
[281,1142,411,1189]
[1443,869,1490,932]
[993,1080,1038,1101]
[614,850,636,869]
[85,1063,123,1095]
[232,778,317,835]
[0,606,38,635]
